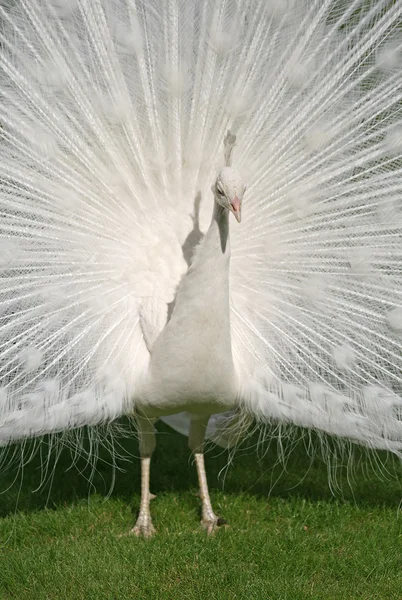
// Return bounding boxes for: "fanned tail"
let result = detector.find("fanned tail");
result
[0,0,401,466]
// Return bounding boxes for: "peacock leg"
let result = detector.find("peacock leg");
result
[189,416,227,534]
[130,416,157,538]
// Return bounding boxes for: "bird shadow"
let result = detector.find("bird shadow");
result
[167,192,204,320]
[181,192,204,268]
[0,419,401,520]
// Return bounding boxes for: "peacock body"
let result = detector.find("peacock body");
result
[0,0,402,533]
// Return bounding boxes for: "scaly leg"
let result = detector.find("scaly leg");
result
[129,416,156,538]
[189,415,227,534]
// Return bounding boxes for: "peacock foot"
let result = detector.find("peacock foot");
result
[124,492,157,538]
[201,514,228,535]
[129,514,156,538]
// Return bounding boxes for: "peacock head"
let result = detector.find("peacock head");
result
[214,167,246,223]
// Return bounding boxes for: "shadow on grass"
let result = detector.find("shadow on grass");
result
[1,419,401,519]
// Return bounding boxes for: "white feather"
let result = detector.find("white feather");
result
[0,0,401,463]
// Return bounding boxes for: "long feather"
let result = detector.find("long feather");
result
[0,0,401,461]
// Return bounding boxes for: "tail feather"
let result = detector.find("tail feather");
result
[241,376,402,456]
[0,0,401,461]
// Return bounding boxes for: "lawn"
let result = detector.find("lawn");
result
[0,421,401,600]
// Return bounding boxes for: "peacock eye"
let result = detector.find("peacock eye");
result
[217,185,225,197]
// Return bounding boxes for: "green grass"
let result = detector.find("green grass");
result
[0,421,401,600]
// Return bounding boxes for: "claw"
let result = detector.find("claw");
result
[130,522,156,538]
[129,514,156,538]
[201,515,228,535]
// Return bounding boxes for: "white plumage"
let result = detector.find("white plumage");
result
[0,0,402,534]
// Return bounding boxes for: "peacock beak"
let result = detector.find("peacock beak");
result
[230,196,241,223]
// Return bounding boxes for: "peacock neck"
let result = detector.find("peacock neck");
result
[205,198,231,259]
[176,196,231,308]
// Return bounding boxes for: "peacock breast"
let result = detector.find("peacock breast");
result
[138,303,238,417]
